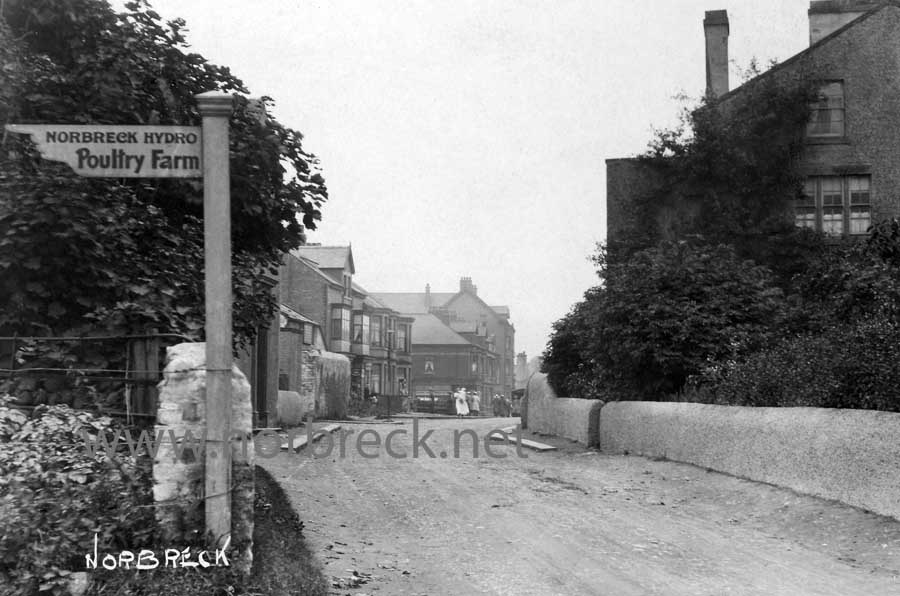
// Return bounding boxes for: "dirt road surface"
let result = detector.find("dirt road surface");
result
[261,416,900,596]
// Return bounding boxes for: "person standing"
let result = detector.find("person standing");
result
[471,391,481,417]
[455,388,469,418]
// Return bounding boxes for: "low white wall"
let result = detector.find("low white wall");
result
[600,401,900,520]
[524,373,602,446]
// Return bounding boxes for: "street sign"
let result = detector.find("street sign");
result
[4,124,202,177]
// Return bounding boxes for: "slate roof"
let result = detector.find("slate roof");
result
[279,304,317,325]
[450,320,479,334]
[288,253,343,288]
[410,314,472,345]
[373,292,509,317]
[291,245,355,274]
[371,292,456,314]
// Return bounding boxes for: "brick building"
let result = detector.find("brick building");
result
[373,276,516,403]
[404,313,493,413]
[278,246,412,408]
[607,1,900,250]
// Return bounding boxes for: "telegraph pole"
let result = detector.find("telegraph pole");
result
[196,91,233,548]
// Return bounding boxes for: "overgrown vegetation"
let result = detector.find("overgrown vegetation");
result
[544,63,900,412]
[0,0,327,353]
[0,2,332,593]
[0,396,154,595]
[0,396,329,596]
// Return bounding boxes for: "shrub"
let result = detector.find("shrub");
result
[543,241,785,401]
[0,395,153,595]
[695,314,900,411]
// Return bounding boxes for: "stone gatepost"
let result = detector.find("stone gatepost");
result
[152,342,255,574]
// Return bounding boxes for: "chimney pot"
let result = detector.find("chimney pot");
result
[703,10,730,98]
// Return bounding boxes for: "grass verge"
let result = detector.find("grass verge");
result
[84,465,328,596]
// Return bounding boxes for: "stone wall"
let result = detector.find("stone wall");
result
[317,351,350,419]
[600,401,900,520]
[153,342,255,572]
[523,373,602,446]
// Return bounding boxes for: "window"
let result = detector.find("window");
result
[371,365,381,394]
[331,306,350,340]
[796,180,817,230]
[396,324,408,353]
[849,176,871,235]
[302,322,314,345]
[352,312,369,344]
[370,316,382,346]
[385,318,395,349]
[796,176,871,236]
[343,274,352,297]
[807,81,844,137]
[821,177,843,235]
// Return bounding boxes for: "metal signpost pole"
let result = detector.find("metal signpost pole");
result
[196,91,234,548]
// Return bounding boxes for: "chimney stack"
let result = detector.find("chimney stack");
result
[808,1,877,45]
[459,276,477,295]
[703,10,730,98]
[425,283,432,310]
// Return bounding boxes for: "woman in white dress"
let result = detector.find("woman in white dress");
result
[455,388,469,418]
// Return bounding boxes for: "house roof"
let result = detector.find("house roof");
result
[717,2,898,104]
[279,304,317,325]
[371,292,456,314]
[287,253,343,288]
[372,291,510,318]
[410,314,472,345]
[450,320,479,334]
[291,245,355,274]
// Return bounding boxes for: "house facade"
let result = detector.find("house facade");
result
[373,276,516,404]
[278,245,412,411]
[607,1,900,250]
[407,313,493,413]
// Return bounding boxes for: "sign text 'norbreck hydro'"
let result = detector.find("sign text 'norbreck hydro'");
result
[5,124,202,178]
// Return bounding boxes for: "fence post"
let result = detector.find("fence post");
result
[128,333,146,422]
[127,329,161,424]
[145,329,160,418]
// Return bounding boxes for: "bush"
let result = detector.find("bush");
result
[694,315,900,411]
[543,241,785,401]
[0,395,154,595]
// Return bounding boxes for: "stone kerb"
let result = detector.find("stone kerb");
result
[600,401,900,520]
[524,373,603,446]
[152,342,254,571]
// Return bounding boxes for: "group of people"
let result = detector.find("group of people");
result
[453,388,481,418]
[491,393,513,417]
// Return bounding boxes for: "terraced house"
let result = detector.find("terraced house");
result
[278,245,413,409]
[607,1,900,250]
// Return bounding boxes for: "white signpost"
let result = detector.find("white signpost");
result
[6,90,235,549]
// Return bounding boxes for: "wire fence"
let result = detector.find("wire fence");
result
[1,331,198,425]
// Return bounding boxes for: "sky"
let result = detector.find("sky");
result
[112,0,810,359]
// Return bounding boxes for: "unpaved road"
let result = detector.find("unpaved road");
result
[262,416,900,595]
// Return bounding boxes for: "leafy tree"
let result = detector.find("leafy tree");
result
[618,63,823,280]
[543,241,784,400]
[0,0,327,351]
[542,286,604,398]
